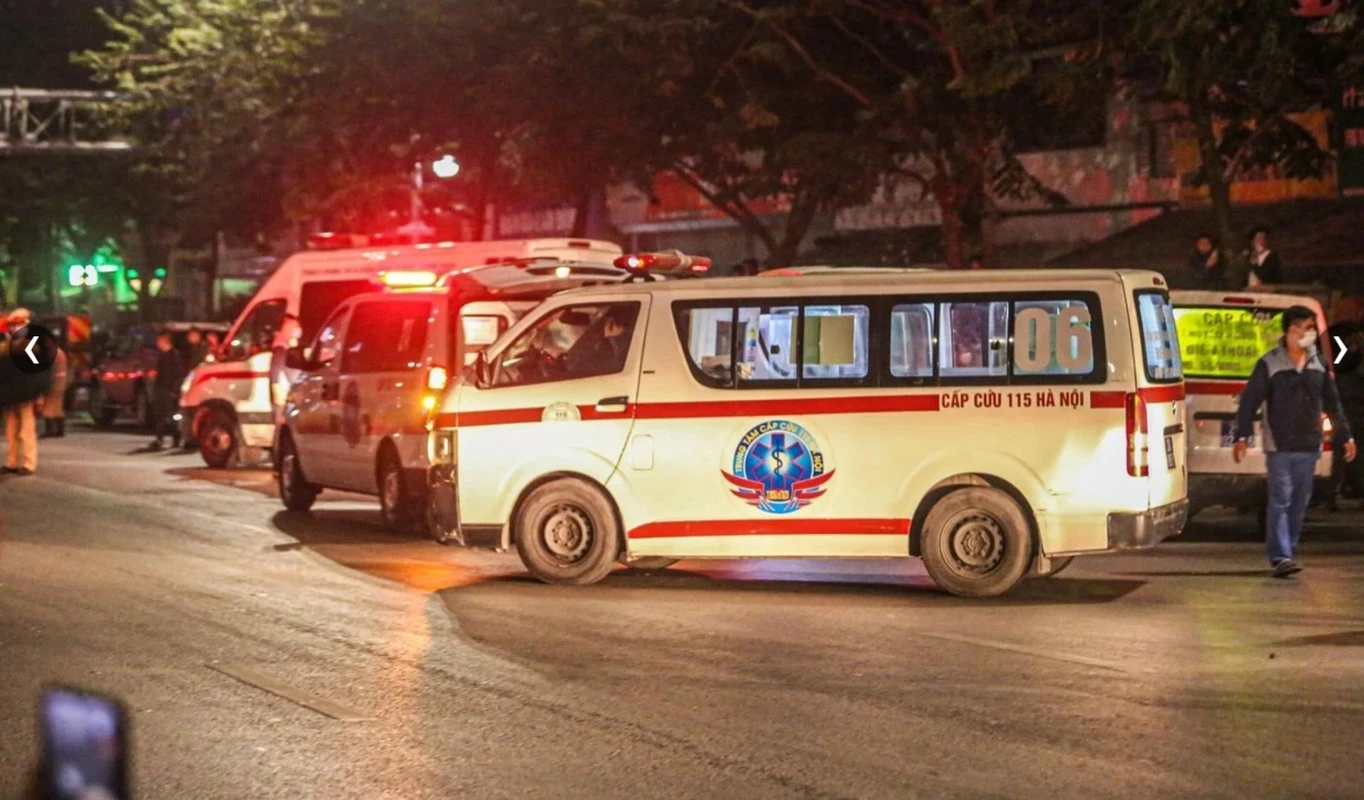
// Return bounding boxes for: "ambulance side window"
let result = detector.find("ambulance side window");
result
[736,305,798,385]
[889,303,935,379]
[491,302,639,388]
[940,301,1008,379]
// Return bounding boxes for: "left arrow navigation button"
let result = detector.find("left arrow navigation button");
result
[7,324,57,375]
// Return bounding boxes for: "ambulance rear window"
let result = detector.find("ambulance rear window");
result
[1135,291,1183,383]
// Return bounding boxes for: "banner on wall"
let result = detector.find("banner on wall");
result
[1173,110,1338,205]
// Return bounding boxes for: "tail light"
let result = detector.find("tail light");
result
[1323,413,1333,452]
[1126,392,1149,477]
[427,365,449,392]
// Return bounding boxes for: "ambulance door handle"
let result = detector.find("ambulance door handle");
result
[594,396,630,414]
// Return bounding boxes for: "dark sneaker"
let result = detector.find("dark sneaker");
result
[15,468,34,476]
[148,441,164,452]
[1271,559,1303,578]
[1,466,16,474]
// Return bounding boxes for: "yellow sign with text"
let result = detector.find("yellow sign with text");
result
[1173,307,1281,378]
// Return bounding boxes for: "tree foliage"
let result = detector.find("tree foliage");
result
[1112,0,1362,284]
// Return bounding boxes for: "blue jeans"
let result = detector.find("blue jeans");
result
[1265,451,1319,564]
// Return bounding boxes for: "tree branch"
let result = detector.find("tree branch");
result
[724,0,878,109]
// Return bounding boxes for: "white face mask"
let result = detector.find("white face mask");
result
[1297,329,1318,349]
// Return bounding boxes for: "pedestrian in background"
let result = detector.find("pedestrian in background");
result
[1233,305,1356,577]
[184,327,208,369]
[3,308,40,475]
[968,255,985,270]
[1187,233,1224,289]
[1245,226,1283,287]
[39,339,68,438]
[1329,329,1364,507]
[269,313,302,421]
[148,331,186,451]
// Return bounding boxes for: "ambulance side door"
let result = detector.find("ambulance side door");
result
[291,305,350,486]
[454,296,649,528]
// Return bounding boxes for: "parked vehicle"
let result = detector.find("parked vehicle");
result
[88,322,229,428]
[179,237,623,468]
[1170,290,1333,520]
[427,268,1189,598]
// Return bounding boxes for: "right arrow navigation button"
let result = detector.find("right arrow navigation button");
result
[1327,323,1362,374]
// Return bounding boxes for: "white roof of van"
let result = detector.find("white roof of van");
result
[558,268,1157,298]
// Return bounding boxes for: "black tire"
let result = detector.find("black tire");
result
[377,447,415,532]
[277,434,319,512]
[135,384,154,430]
[920,486,1033,598]
[88,383,117,427]
[624,557,678,571]
[514,478,621,585]
[1037,556,1075,578]
[198,409,239,469]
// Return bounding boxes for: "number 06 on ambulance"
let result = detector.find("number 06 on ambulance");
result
[427,268,1188,598]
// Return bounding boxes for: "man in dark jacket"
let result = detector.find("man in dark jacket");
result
[1233,306,1356,577]
[1186,233,1224,289]
[149,330,187,451]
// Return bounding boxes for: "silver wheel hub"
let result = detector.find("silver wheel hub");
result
[542,505,592,563]
[947,513,1005,575]
[208,427,231,453]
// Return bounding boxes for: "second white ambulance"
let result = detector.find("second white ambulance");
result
[427,268,1189,597]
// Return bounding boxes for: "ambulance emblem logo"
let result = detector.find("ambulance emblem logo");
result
[722,420,834,514]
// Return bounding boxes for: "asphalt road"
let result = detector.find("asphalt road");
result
[3,424,1364,799]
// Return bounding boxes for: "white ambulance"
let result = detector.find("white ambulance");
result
[427,268,1190,597]
[1170,290,1332,520]
[178,237,622,467]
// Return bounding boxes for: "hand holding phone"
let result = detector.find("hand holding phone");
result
[38,687,130,800]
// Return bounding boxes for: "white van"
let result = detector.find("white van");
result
[1170,290,1332,518]
[427,269,1189,597]
[178,238,621,467]
[274,262,665,528]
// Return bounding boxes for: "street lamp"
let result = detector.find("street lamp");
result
[407,154,461,243]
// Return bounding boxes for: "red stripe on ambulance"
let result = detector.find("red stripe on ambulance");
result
[629,518,910,539]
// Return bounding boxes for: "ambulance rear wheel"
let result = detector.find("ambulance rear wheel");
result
[378,448,417,533]
[515,479,620,586]
[199,410,239,469]
[277,435,319,512]
[921,487,1033,598]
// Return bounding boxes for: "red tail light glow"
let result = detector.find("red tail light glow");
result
[1126,392,1149,477]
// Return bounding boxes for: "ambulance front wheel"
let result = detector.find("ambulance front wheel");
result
[515,478,621,586]
[920,487,1033,598]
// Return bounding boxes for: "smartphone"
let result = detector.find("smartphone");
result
[38,687,130,800]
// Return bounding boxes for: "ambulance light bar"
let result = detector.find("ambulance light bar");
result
[615,250,711,273]
[378,270,439,288]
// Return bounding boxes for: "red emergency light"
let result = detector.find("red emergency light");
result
[614,250,712,273]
